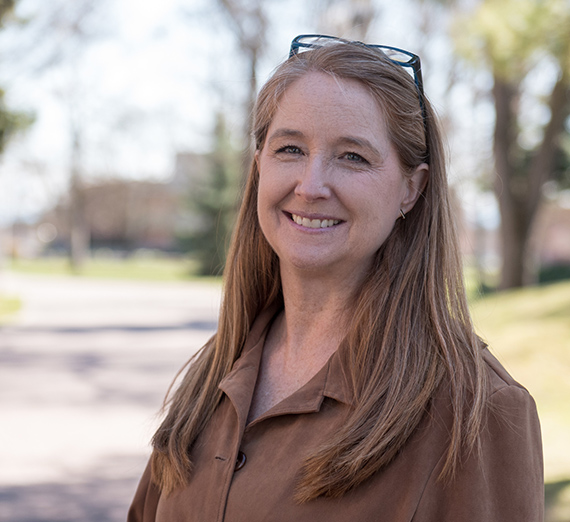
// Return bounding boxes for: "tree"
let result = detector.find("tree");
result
[2,0,109,271]
[315,0,376,40]
[454,0,570,289]
[0,88,33,155]
[0,0,34,274]
[216,0,269,143]
[178,113,241,276]
[0,1,33,154]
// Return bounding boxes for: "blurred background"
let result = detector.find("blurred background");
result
[0,0,568,520]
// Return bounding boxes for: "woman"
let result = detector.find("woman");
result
[128,35,543,521]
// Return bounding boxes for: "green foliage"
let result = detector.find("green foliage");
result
[0,2,34,154]
[177,114,241,276]
[539,263,570,284]
[453,0,570,81]
[0,90,34,154]
[553,134,570,188]
[546,479,570,522]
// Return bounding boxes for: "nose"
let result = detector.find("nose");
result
[294,156,331,201]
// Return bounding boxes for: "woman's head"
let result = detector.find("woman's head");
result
[227,36,449,316]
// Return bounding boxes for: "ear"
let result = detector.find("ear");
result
[401,163,429,213]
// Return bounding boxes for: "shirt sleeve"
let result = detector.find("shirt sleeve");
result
[127,459,161,522]
[412,384,544,522]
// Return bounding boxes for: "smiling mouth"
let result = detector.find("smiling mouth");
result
[289,213,341,229]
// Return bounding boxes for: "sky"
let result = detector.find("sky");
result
[0,0,500,228]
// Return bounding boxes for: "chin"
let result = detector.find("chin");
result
[279,252,334,273]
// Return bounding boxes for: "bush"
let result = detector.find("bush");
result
[539,264,570,284]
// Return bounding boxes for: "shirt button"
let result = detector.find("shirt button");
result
[235,451,247,471]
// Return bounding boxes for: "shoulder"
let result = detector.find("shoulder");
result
[127,459,160,522]
[412,348,544,521]
[427,345,542,483]
[431,346,538,422]
[482,347,526,392]
[478,348,542,460]
[481,347,538,413]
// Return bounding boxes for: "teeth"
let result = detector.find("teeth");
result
[291,213,339,229]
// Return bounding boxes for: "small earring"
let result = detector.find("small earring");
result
[399,209,406,220]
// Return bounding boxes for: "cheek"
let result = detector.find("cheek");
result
[257,166,292,212]
[357,182,403,237]
[357,180,403,215]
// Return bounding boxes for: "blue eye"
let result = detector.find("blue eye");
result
[277,145,302,154]
[344,152,368,163]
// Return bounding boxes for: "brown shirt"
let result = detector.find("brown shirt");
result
[128,307,544,522]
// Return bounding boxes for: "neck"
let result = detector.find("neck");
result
[246,266,362,422]
[274,265,363,362]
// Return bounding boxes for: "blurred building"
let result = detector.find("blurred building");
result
[12,152,211,256]
[533,196,570,273]
[47,179,181,251]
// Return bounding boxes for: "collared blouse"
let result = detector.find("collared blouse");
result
[128,307,544,522]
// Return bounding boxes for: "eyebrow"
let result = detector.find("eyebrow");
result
[266,128,305,145]
[336,136,379,152]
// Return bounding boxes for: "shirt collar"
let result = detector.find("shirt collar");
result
[219,302,355,428]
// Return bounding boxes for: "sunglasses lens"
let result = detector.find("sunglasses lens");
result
[292,35,336,53]
[376,47,413,65]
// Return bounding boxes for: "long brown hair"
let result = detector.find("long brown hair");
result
[151,42,488,501]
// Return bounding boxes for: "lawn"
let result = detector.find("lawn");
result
[470,280,570,521]
[0,294,21,323]
[7,255,217,282]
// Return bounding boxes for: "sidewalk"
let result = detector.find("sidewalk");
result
[0,272,221,522]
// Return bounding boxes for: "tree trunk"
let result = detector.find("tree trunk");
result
[496,192,529,289]
[69,126,89,272]
[492,72,570,289]
[492,78,524,289]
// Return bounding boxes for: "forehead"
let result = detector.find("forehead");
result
[266,71,388,145]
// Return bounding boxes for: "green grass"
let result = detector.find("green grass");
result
[0,294,21,322]
[460,269,570,518]
[469,280,570,519]
[8,255,221,282]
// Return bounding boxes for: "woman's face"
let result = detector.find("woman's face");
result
[256,71,427,282]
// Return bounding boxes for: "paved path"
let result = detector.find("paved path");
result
[0,271,221,522]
